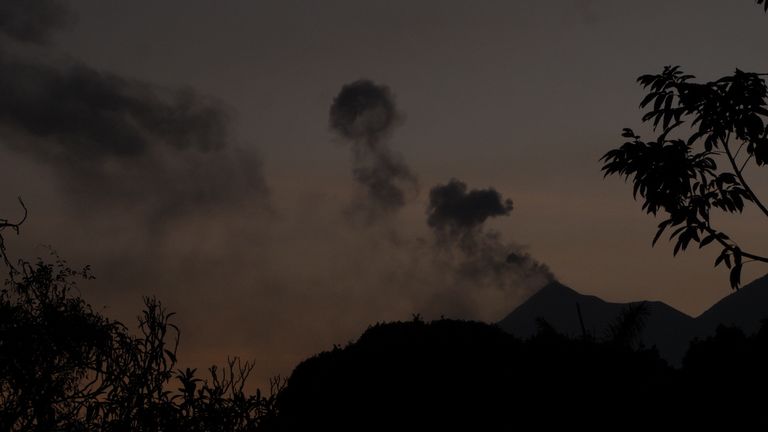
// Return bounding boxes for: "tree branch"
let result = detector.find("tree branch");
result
[722,134,768,219]
[0,196,28,232]
[0,197,28,275]
[701,224,768,264]
[740,153,754,174]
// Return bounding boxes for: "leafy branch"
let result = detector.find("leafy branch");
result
[601,66,768,288]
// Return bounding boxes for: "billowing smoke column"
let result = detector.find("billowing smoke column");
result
[329,80,416,218]
[427,178,513,246]
[423,179,553,318]
[0,0,268,225]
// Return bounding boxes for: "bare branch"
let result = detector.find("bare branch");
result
[0,197,28,276]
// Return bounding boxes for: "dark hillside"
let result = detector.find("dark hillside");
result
[272,318,680,430]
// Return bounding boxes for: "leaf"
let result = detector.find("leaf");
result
[639,92,657,109]
[699,234,716,248]
[653,220,672,245]
[663,95,675,129]
[704,134,718,151]
[730,263,742,290]
[714,249,729,267]
[687,130,707,146]
[669,225,688,239]
[165,349,177,364]
[673,236,684,256]
[621,128,637,138]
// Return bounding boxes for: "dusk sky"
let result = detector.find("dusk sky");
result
[2,0,768,386]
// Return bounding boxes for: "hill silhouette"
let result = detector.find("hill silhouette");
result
[497,281,697,365]
[271,318,676,430]
[697,274,768,335]
[270,317,768,430]
[498,276,768,365]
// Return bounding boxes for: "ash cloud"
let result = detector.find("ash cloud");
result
[0,1,268,227]
[0,59,228,159]
[422,179,553,319]
[0,0,558,390]
[427,178,513,238]
[329,80,416,218]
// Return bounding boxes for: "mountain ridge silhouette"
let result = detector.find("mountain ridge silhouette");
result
[497,274,768,365]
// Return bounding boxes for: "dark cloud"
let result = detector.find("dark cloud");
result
[0,0,71,44]
[427,179,513,235]
[329,80,416,217]
[0,1,268,227]
[0,54,268,225]
[330,80,398,141]
[0,58,228,160]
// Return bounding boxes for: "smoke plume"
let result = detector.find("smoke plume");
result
[427,178,513,240]
[0,1,268,227]
[329,80,416,218]
[422,178,553,318]
[0,0,557,392]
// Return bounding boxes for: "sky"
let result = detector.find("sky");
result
[2,0,768,388]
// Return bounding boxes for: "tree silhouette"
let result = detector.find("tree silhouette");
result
[601,4,768,290]
[0,204,281,431]
[601,3,768,289]
[601,65,768,289]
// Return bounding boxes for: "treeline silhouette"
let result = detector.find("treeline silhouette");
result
[2,253,768,430]
[274,314,768,430]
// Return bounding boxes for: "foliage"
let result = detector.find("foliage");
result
[0,255,282,431]
[601,66,768,288]
[606,302,649,350]
[273,316,768,429]
[680,322,768,426]
[0,258,108,431]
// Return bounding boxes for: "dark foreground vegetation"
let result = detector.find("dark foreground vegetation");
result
[0,257,283,432]
[279,315,768,430]
[2,253,768,430]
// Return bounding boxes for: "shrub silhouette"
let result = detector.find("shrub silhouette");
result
[268,313,768,430]
[271,316,677,431]
[0,255,281,431]
[0,258,113,430]
[681,322,768,428]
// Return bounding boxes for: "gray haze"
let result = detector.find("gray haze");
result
[0,0,268,229]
